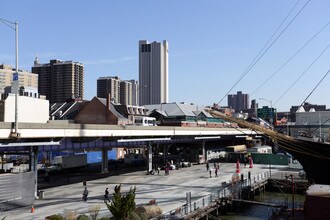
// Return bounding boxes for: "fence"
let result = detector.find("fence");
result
[152,171,270,219]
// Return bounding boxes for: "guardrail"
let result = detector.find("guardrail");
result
[152,171,270,220]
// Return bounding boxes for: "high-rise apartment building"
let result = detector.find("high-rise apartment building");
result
[139,40,168,105]
[97,76,120,103]
[0,64,38,95]
[32,59,84,103]
[228,91,249,112]
[120,80,132,105]
[129,80,139,106]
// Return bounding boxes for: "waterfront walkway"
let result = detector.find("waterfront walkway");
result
[1,163,294,220]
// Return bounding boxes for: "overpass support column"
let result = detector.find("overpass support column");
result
[101,148,108,173]
[202,140,206,163]
[148,142,152,172]
[29,146,38,198]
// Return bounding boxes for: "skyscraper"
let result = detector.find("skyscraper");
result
[97,76,120,103]
[139,40,168,105]
[32,59,84,103]
[0,64,38,95]
[129,79,139,106]
[120,80,132,105]
[228,91,249,112]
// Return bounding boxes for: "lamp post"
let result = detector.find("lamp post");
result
[259,98,273,125]
[0,18,19,137]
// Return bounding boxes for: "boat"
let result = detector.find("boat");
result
[206,108,330,184]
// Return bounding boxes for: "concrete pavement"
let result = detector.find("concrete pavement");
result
[1,163,293,220]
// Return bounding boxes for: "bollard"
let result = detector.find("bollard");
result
[203,198,205,207]
[194,202,196,211]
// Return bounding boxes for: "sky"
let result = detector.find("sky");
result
[1,0,329,112]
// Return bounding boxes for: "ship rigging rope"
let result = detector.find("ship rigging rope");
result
[299,69,330,107]
[251,22,330,96]
[273,45,330,106]
[217,0,310,105]
[205,108,330,160]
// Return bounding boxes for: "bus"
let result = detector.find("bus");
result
[134,116,157,126]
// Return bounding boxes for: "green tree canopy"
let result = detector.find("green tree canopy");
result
[106,184,136,220]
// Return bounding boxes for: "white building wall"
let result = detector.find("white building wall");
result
[296,111,330,125]
[3,94,49,123]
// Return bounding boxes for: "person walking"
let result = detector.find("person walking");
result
[157,165,160,175]
[206,162,209,171]
[209,169,212,178]
[215,167,218,177]
[82,187,88,201]
[104,187,110,202]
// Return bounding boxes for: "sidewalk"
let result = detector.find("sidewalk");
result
[1,163,292,220]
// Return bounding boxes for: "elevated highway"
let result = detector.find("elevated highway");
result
[0,120,258,210]
[0,120,256,139]
[0,120,257,152]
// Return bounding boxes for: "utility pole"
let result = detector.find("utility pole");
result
[0,18,20,137]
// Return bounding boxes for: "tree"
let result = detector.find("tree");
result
[106,184,136,220]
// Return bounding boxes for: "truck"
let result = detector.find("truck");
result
[46,154,87,172]
[124,153,146,165]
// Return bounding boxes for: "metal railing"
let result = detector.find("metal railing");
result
[152,171,270,219]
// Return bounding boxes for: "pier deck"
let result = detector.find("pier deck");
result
[1,163,294,220]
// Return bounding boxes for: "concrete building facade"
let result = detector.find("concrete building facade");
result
[120,80,132,105]
[32,59,84,103]
[0,64,38,94]
[139,40,168,105]
[97,76,120,103]
[228,91,249,112]
[129,79,139,106]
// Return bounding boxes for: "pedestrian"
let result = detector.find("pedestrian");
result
[82,187,88,201]
[244,157,248,168]
[165,166,169,176]
[214,163,217,169]
[157,165,160,175]
[206,162,209,171]
[215,167,218,177]
[104,187,110,202]
[209,169,212,178]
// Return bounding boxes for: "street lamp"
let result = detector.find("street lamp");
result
[0,18,19,137]
[259,98,273,125]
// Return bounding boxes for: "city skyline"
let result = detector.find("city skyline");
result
[1,0,330,111]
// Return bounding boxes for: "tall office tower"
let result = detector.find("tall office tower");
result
[120,80,133,105]
[32,59,84,103]
[0,64,38,95]
[139,40,168,105]
[129,79,139,106]
[227,91,249,112]
[97,76,120,103]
